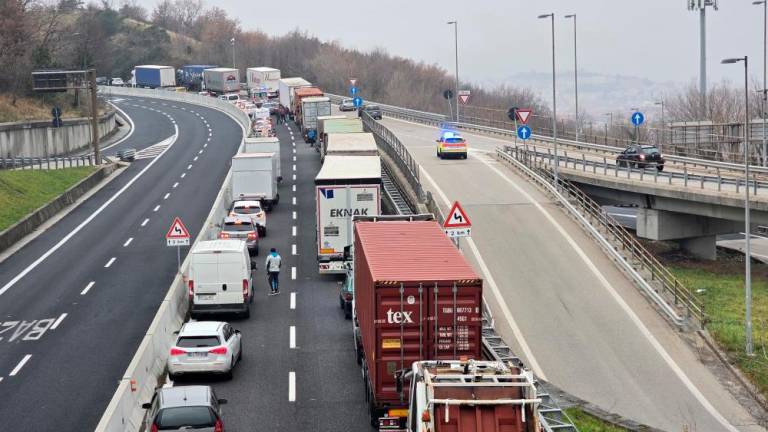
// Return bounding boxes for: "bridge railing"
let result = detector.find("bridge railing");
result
[497,146,706,327]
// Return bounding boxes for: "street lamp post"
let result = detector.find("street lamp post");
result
[755,1,767,166]
[722,56,753,356]
[231,37,236,69]
[447,21,459,123]
[604,112,613,145]
[538,13,559,186]
[565,14,579,142]
[655,100,665,150]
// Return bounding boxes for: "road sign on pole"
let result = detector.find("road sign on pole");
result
[458,90,471,105]
[517,125,532,140]
[166,217,191,247]
[350,86,358,96]
[631,111,645,126]
[515,109,533,124]
[443,201,472,239]
[349,78,357,86]
[353,96,363,108]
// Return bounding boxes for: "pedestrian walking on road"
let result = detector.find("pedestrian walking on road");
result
[265,248,282,295]
[278,105,286,125]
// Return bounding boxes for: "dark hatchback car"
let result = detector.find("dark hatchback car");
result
[358,104,383,120]
[142,385,227,432]
[616,144,665,171]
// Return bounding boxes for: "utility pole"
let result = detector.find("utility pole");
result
[565,14,579,142]
[688,0,719,117]
[755,0,768,165]
[538,13,558,186]
[89,69,100,164]
[447,21,459,123]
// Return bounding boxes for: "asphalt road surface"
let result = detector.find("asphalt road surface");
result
[0,96,242,431]
[168,118,370,431]
[378,116,764,431]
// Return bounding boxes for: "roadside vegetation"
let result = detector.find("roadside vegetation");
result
[564,408,628,432]
[0,93,99,123]
[0,167,95,231]
[668,258,768,400]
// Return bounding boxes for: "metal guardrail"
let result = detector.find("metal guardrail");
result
[496,146,704,327]
[0,155,101,170]
[327,93,768,177]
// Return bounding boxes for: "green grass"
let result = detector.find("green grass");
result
[670,265,768,399]
[0,167,96,231]
[564,408,628,432]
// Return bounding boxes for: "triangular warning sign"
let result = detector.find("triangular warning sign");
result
[515,109,532,124]
[443,201,472,228]
[349,78,357,86]
[458,94,470,105]
[165,217,191,239]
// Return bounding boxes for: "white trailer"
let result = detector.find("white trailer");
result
[301,96,331,143]
[242,137,281,181]
[278,77,311,110]
[247,67,281,97]
[231,152,280,210]
[203,68,240,94]
[315,155,381,274]
[323,132,378,160]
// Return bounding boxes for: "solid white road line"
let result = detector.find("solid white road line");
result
[141,218,149,227]
[81,281,95,295]
[173,182,179,188]
[292,197,297,205]
[9,355,31,376]
[292,226,297,236]
[471,152,738,431]
[0,124,180,296]
[292,244,297,255]
[292,211,297,220]
[291,266,296,280]
[180,173,186,179]
[290,292,296,310]
[290,326,296,349]
[104,257,116,268]
[288,372,296,402]
[163,193,170,200]
[123,237,133,247]
[153,205,161,212]
[51,313,67,330]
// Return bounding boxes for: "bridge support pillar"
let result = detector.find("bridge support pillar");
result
[637,208,741,260]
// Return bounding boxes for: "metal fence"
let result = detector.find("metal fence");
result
[0,155,100,170]
[497,146,705,327]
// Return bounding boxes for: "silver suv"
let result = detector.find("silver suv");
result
[142,385,227,432]
[219,216,259,255]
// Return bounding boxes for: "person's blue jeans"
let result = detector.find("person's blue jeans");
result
[268,271,279,292]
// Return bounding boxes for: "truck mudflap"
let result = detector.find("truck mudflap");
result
[318,259,347,274]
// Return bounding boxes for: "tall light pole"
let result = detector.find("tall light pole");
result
[230,37,236,69]
[565,14,579,142]
[447,21,459,122]
[722,56,753,356]
[655,100,665,150]
[755,0,767,166]
[688,0,718,116]
[538,12,558,185]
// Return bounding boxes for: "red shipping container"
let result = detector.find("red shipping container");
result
[354,220,483,416]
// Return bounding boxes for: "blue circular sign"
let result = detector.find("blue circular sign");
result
[517,125,532,140]
[631,111,645,126]
[350,86,358,96]
[308,129,316,139]
[353,96,363,107]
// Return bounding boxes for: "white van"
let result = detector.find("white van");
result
[188,240,253,318]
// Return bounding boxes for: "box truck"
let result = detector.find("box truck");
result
[323,132,378,160]
[278,77,311,113]
[179,64,217,90]
[203,68,240,94]
[319,118,364,152]
[134,65,176,88]
[246,67,281,97]
[292,87,324,123]
[242,137,281,181]
[315,155,381,274]
[352,219,483,429]
[231,152,279,210]
[300,96,331,143]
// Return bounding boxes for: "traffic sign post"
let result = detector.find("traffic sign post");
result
[515,109,533,125]
[350,86,358,96]
[517,125,532,140]
[631,112,644,145]
[443,201,472,248]
[353,96,363,108]
[166,217,191,273]
[349,78,357,87]
[458,90,471,105]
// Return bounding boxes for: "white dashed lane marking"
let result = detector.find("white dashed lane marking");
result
[164,193,170,200]
[81,281,95,295]
[290,292,296,310]
[104,257,116,268]
[123,237,133,247]
[141,218,149,227]
[9,355,31,376]
[51,313,67,330]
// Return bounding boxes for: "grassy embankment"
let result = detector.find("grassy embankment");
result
[564,408,629,431]
[0,93,104,123]
[0,167,96,231]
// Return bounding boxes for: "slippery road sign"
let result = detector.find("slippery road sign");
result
[166,217,191,246]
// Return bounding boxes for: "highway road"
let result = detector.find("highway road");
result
[168,118,370,431]
[379,116,765,431]
[0,96,242,430]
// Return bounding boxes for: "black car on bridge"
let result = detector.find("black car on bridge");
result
[616,144,665,171]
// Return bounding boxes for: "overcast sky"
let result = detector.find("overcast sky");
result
[134,0,763,87]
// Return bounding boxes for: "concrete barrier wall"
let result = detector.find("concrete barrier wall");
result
[0,112,116,158]
[0,163,118,254]
[95,172,232,432]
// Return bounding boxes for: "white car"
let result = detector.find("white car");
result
[110,77,125,86]
[219,93,240,103]
[168,321,242,380]
[229,200,267,236]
